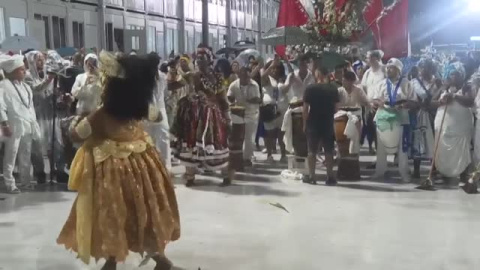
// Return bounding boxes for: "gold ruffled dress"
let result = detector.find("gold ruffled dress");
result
[57,109,180,264]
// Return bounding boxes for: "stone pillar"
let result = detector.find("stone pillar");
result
[226,0,232,47]
[98,0,106,50]
[202,0,209,45]
[179,0,186,53]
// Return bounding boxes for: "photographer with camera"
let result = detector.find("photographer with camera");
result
[24,51,55,184]
[71,53,102,116]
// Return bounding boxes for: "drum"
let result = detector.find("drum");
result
[334,109,361,181]
[375,109,401,155]
[289,100,303,110]
[229,106,246,170]
[231,106,246,120]
[334,115,349,143]
[288,101,308,158]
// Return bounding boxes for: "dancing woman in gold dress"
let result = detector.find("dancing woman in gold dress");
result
[57,52,180,270]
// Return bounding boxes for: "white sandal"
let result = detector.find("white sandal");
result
[6,186,21,194]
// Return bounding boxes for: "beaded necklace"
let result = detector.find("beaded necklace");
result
[199,70,223,95]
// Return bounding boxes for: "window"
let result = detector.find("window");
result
[114,28,124,51]
[128,25,144,51]
[156,30,165,59]
[52,16,66,48]
[185,31,194,54]
[72,21,84,49]
[105,23,114,51]
[9,17,26,36]
[166,28,178,57]
[34,15,52,49]
[106,0,124,6]
[147,0,163,14]
[195,30,202,47]
[147,26,156,53]
[0,8,5,43]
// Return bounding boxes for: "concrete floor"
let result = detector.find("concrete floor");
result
[1,152,480,270]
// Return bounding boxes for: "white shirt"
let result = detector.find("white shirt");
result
[361,65,386,100]
[373,77,415,125]
[263,76,289,114]
[338,86,369,108]
[71,73,102,115]
[227,79,260,122]
[0,79,40,138]
[289,69,315,101]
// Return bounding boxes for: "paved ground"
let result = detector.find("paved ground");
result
[1,151,480,270]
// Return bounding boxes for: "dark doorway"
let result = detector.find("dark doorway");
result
[114,28,124,52]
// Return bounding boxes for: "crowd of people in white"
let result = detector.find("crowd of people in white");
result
[0,46,479,194]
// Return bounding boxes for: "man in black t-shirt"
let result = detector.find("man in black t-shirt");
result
[302,66,340,185]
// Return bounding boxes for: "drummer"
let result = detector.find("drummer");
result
[338,71,370,108]
[371,58,415,183]
[289,54,315,101]
[227,65,262,167]
[338,71,370,155]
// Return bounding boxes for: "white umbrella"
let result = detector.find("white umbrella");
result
[261,26,310,46]
[1,35,39,51]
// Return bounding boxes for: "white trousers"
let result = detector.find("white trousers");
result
[146,110,171,170]
[375,126,410,181]
[243,120,258,161]
[4,133,33,188]
[474,122,480,166]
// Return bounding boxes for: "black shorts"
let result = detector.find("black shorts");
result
[306,126,335,155]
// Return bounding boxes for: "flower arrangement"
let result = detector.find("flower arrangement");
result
[306,0,401,45]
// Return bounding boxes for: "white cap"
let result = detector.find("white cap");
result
[387,58,404,73]
[84,53,98,63]
[1,55,25,73]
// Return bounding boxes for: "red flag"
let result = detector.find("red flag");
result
[377,0,409,58]
[336,0,348,11]
[275,0,309,56]
[363,0,383,46]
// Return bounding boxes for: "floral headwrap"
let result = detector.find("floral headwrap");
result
[196,47,213,63]
[180,55,191,65]
[443,61,465,80]
[99,50,125,82]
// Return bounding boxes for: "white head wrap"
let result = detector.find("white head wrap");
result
[84,53,98,65]
[387,58,404,74]
[1,55,25,73]
[25,50,45,81]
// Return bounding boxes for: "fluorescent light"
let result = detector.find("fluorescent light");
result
[471,36,480,41]
[468,0,480,12]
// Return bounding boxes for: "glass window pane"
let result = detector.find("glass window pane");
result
[156,31,165,59]
[79,23,84,48]
[43,16,51,49]
[52,16,60,48]
[9,17,26,36]
[60,18,66,47]
[0,8,6,43]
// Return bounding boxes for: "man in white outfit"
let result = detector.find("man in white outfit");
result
[227,66,262,166]
[0,55,41,193]
[289,54,315,101]
[361,50,386,154]
[145,70,172,170]
[371,58,415,183]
